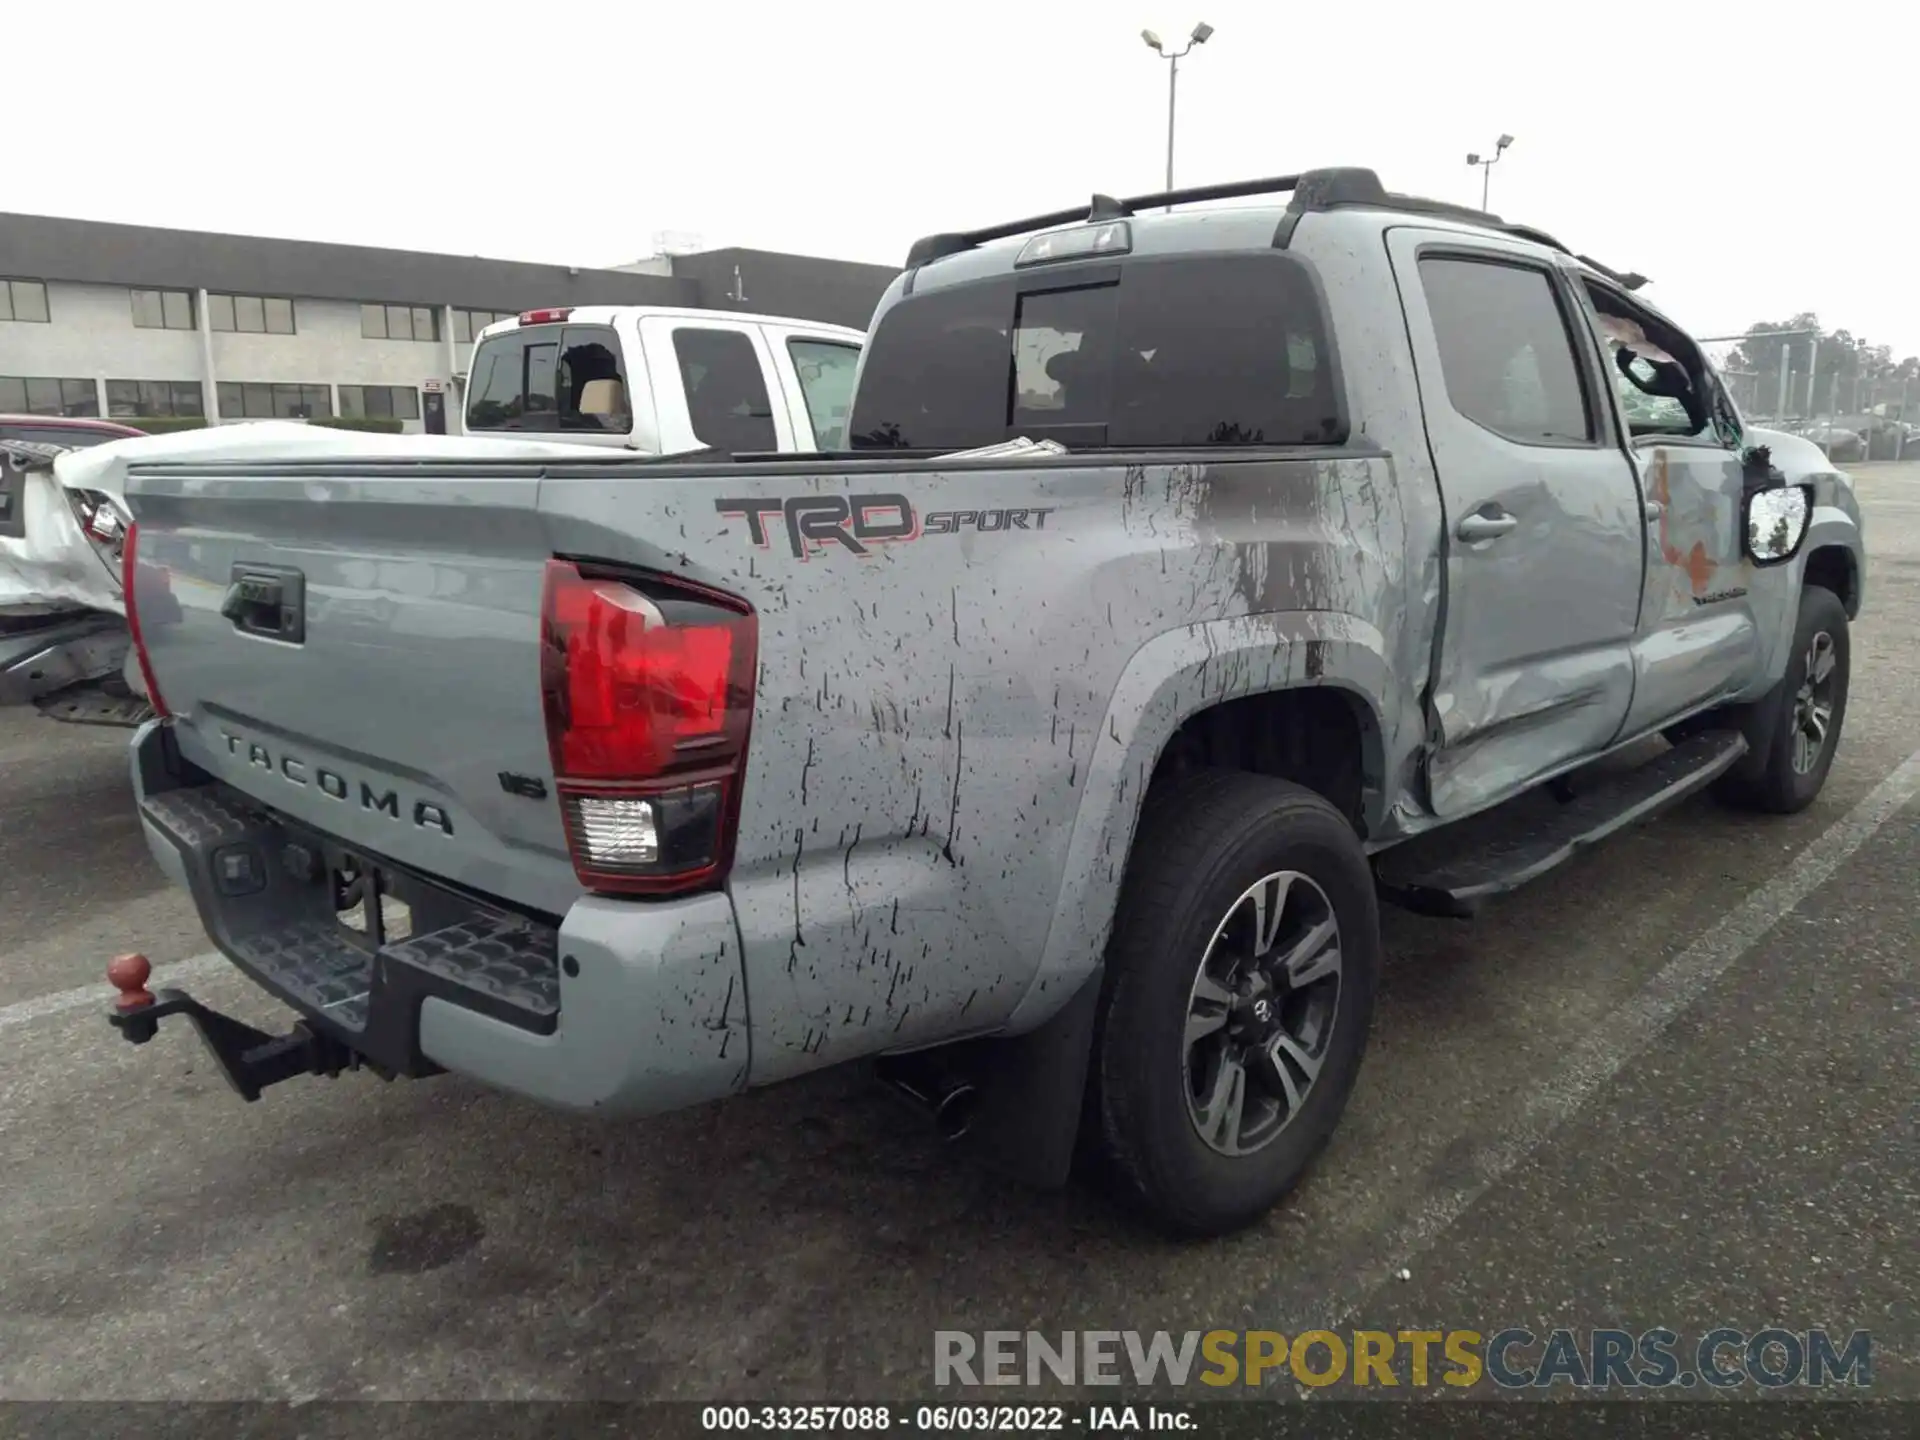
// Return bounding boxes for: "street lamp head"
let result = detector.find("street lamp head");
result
[1466,153,1480,165]
[1190,21,1214,43]
[1496,133,1514,151]
[1141,28,1164,51]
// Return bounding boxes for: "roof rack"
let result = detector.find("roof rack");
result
[902,166,1647,290]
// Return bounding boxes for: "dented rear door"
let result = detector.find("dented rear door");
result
[1384,227,1647,815]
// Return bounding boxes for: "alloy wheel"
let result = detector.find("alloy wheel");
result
[1790,631,1838,776]
[1183,871,1343,1157]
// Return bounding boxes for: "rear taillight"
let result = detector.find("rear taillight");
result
[121,522,170,718]
[519,307,573,326]
[540,558,756,896]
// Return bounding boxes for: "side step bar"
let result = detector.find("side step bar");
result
[1375,729,1748,918]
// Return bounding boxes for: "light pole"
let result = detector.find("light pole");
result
[1142,21,1214,210]
[1466,134,1514,211]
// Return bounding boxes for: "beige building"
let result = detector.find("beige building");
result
[0,214,897,433]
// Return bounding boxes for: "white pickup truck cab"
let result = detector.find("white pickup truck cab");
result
[462,305,866,453]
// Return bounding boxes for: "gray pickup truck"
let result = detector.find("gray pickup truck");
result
[106,168,1864,1237]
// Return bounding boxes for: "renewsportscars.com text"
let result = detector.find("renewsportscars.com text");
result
[933,1328,1873,1390]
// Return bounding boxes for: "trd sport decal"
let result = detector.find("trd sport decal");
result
[714,494,1055,561]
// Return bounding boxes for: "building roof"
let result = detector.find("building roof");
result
[0,213,901,329]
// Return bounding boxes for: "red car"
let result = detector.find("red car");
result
[1,413,144,542]
[0,413,146,447]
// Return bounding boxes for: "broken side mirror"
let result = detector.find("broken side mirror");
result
[1743,481,1814,567]
[1740,443,1779,490]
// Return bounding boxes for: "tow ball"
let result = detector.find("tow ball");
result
[105,952,373,1102]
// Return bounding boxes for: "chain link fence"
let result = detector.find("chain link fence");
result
[1700,337,1915,462]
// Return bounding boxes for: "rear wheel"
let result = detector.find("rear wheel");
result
[1094,771,1380,1237]
[1714,585,1850,814]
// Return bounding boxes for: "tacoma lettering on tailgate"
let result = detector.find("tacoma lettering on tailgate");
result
[221,731,455,835]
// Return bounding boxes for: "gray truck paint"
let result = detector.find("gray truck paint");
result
[122,203,1865,1115]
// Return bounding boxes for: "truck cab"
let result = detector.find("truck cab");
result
[461,306,865,453]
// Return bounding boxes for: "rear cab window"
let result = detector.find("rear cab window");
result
[846,252,1345,452]
[466,322,630,433]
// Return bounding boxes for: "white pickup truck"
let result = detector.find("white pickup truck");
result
[2,304,865,726]
[462,306,867,453]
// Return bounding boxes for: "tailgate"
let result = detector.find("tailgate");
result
[126,466,576,916]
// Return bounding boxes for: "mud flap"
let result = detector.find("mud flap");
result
[949,964,1104,1190]
[1716,680,1788,790]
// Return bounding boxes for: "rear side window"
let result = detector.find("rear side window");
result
[846,253,1344,451]
[788,339,861,450]
[673,328,777,454]
[467,325,627,432]
[1418,256,1593,445]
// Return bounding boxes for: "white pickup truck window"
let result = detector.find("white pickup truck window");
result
[788,339,861,449]
[468,325,626,433]
[672,328,777,454]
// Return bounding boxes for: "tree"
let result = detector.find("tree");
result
[1724,314,1919,418]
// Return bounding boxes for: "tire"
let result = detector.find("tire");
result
[1714,584,1850,814]
[1093,770,1381,1237]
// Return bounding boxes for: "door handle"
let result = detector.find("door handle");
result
[1456,508,1519,542]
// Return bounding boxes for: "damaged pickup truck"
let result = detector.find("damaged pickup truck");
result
[105,168,1864,1236]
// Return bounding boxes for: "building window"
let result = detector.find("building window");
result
[0,376,99,416]
[361,303,439,342]
[208,293,296,335]
[216,382,331,419]
[131,289,196,331]
[108,379,205,418]
[338,384,421,420]
[452,308,514,344]
[1,279,51,323]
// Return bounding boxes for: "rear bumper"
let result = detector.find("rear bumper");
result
[128,719,750,1116]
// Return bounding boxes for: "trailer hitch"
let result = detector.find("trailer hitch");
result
[106,953,382,1102]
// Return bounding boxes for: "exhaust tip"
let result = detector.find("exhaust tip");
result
[934,1083,979,1141]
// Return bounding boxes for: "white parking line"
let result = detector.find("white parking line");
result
[1256,746,1920,1337]
[0,950,227,1031]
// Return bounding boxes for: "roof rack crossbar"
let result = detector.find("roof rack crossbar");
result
[905,174,1304,268]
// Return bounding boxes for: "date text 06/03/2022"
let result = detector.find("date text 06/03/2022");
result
[699,1404,1190,1432]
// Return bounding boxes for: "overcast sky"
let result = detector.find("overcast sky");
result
[11,1,1918,358]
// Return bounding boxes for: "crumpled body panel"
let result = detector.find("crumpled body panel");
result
[0,461,124,613]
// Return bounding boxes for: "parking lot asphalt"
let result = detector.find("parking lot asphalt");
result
[1,466,1916,1407]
